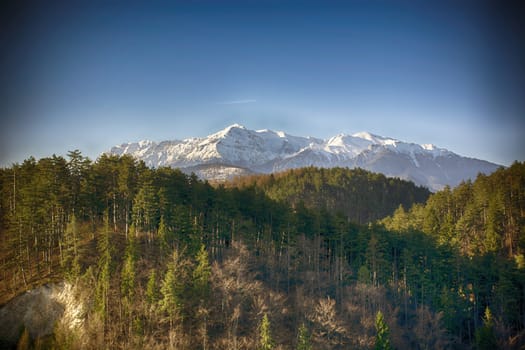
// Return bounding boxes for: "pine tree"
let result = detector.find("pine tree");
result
[63,213,81,281]
[366,234,387,287]
[160,249,184,328]
[120,235,137,336]
[375,310,391,350]
[193,244,211,301]
[145,268,159,332]
[161,266,179,328]
[296,323,312,350]
[121,235,137,301]
[146,269,158,306]
[133,177,157,241]
[475,307,497,350]
[259,313,274,350]
[358,265,371,284]
[158,215,170,257]
[95,212,112,331]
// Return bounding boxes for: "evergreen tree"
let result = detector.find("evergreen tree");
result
[193,244,212,350]
[121,234,137,337]
[95,212,112,327]
[158,215,171,257]
[146,269,158,306]
[375,311,391,350]
[63,213,81,281]
[475,307,498,350]
[160,249,185,328]
[259,313,274,350]
[161,265,179,328]
[366,234,387,287]
[193,244,211,301]
[358,265,371,284]
[132,175,158,239]
[145,268,159,329]
[121,235,137,302]
[296,323,312,350]
[1,154,524,349]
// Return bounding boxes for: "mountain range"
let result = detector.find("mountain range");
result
[108,124,500,191]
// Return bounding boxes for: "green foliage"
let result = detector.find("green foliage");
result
[515,254,525,269]
[233,167,431,224]
[296,323,312,350]
[375,310,391,350]
[383,162,524,258]
[158,215,171,256]
[52,317,80,350]
[63,213,81,281]
[160,265,179,313]
[146,269,158,306]
[95,212,112,319]
[121,235,137,301]
[475,307,498,350]
[259,313,274,350]
[160,249,185,323]
[357,265,371,284]
[366,234,388,287]
[193,244,211,300]
[1,153,524,349]
[132,176,158,235]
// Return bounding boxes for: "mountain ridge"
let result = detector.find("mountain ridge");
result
[108,124,500,191]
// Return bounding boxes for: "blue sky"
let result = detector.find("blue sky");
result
[1,0,524,166]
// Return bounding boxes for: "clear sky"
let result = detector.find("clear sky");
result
[1,0,524,167]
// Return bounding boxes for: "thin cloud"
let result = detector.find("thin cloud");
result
[218,99,257,105]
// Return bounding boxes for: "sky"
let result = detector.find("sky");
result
[1,0,524,167]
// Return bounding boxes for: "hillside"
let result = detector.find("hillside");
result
[382,161,525,258]
[0,153,523,349]
[229,167,431,224]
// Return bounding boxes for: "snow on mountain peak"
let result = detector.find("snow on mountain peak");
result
[276,130,286,138]
[352,131,380,142]
[352,131,398,145]
[324,134,369,156]
[138,140,154,148]
[227,123,246,130]
[255,128,286,138]
[107,125,500,191]
[212,124,248,139]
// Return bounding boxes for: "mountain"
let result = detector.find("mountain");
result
[108,124,500,191]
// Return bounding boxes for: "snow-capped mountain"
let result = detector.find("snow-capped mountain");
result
[108,124,500,191]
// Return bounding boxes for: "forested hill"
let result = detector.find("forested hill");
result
[382,161,524,258]
[228,167,431,224]
[0,153,523,349]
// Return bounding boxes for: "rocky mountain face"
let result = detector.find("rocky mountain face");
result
[108,124,500,191]
[0,283,84,347]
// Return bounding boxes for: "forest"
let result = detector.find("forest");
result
[0,151,523,349]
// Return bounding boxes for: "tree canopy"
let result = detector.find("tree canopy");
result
[0,154,523,349]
